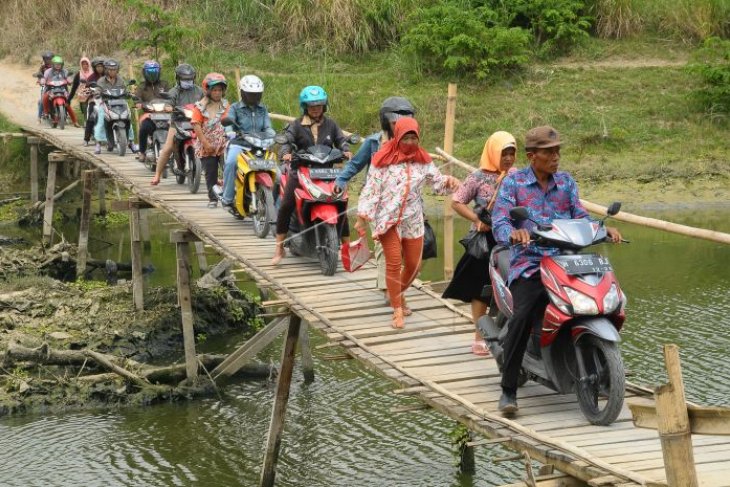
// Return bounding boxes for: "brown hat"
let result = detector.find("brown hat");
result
[525,125,561,150]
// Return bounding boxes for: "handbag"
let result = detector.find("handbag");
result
[459,230,491,259]
[422,220,437,260]
[341,230,371,272]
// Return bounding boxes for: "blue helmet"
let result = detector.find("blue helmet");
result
[142,60,161,83]
[299,85,328,114]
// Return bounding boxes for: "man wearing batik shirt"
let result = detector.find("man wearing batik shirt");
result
[491,125,622,415]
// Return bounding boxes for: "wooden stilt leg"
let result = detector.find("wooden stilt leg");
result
[194,241,208,274]
[42,157,58,244]
[77,170,95,278]
[299,321,315,383]
[28,137,40,203]
[171,230,200,381]
[129,199,144,310]
[260,313,302,487]
[98,179,107,215]
[139,208,151,243]
[459,430,476,474]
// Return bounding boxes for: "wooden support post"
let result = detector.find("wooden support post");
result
[139,208,151,242]
[77,170,95,278]
[459,430,476,474]
[98,179,107,215]
[235,68,242,102]
[42,154,60,243]
[129,198,144,310]
[299,321,315,383]
[194,241,209,274]
[442,83,457,280]
[260,313,302,487]
[656,344,698,487]
[28,137,40,203]
[171,230,201,381]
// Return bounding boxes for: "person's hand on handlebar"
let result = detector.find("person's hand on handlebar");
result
[333,182,345,195]
[282,153,292,162]
[509,228,531,246]
[344,151,353,160]
[606,226,622,243]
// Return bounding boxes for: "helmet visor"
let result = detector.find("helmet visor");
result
[144,70,160,83]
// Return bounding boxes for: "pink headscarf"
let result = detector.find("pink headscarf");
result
[79,57,93,81]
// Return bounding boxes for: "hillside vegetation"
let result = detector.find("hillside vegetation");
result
[0,0,728,203]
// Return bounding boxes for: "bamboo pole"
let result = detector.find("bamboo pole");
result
[129,199,144,311]
[28,137,40,203]
[442,83,457,280]
[655,345,698,487]
[435,147,730,246]
[172,230,199,381]
[98,179,107,215]
[260,313,302,487]
[299,321,315,383]
[235,68,242,102]
[77,170,95,278]
[42,156,58,243]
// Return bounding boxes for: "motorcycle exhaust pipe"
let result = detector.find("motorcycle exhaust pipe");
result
[477,315,503,363]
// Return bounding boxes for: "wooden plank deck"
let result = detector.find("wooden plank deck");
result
[5,119,730,487]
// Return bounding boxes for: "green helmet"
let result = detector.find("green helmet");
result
[51,55,64,67]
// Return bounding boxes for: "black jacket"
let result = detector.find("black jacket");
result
[280,116,349,157]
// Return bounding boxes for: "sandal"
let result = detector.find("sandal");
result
[392,308,405,329]
[402,298,412,316]
[471,340,491,357]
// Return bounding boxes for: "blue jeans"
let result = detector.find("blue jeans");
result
[222,145,245,204]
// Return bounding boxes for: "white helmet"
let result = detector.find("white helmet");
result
[239,75,264,93]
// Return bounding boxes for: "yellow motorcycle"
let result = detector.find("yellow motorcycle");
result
[222,120,279,238]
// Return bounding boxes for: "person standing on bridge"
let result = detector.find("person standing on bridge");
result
[355,118,460,329]
[191,73,230,207]
[270,85,353,265]
[442,131,517,356]
[334,96,417,303]
[150,64,204,185]
[491,126,622,415]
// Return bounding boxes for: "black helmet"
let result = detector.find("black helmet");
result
[41,50,54,63]
[379,96,416,134]
[104,58,120,70]
[91,57,106,69]
[175,63,196,82]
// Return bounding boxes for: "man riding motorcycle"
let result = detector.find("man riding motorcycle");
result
[490,125,623,415]
[151,63,204,185]
[92,58,136,154]
[41,55,80,127]
[135,60,170,163]
[218,74,275,207]
[35,50,54,121]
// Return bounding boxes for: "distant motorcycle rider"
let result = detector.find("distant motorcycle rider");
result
[35,50,54,120]
[151,63,204,185]
[41,55,80,127]
[218,74,275,207]
[93,59,136,154]
[78,57,105,145]
[135,60,170,163]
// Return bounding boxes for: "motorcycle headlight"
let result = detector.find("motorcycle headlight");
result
[547,289,571,315]
[563,287,599,315]
[300,174,328,199]
[602,283,620,314]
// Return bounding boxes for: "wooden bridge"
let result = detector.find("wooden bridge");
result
[2,87,730,486]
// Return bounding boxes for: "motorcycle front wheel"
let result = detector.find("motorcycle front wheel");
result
[253,186,274,239]
[58,105,66,130]
[187,148,201,194]
[575,335,625,426]
[115,126,127,157]
[147,140,159,172]
[317,223,339,276]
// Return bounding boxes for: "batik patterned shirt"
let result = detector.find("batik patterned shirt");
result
[492,166,590,284]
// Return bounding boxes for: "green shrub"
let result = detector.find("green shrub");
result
[688,37,730,119]
[509,0,592,56]
[402,4,531,78]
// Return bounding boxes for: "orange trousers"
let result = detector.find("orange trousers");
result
[379,226,423,309]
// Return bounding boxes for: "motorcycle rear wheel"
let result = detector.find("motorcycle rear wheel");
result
[115,127,127,157]
[575,335,625,426]
[317,223,339,276]
[58,105,66,130]
[187,148,201,194]
[253,186,274,239]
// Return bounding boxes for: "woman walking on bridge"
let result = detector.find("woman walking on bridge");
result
[442,131,517,356]
[356,118,460,329]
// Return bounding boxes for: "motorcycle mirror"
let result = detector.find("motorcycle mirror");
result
[606,202,621,217]
[509,206,529,221]
[273,133,288,145]
[347,133,362,145]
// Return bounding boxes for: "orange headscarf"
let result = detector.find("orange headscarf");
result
[478,131,516,172]
[372,117,432,168]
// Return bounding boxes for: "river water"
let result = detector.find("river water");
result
[1,198,729,486]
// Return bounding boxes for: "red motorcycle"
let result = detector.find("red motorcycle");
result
[170,104,202,194]
[278,142,356,276]
[36,72,73,130]
[478,203,627,425]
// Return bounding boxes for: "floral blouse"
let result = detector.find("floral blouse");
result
[452,169,512,230]
[191,99,230,158]
[358,161,453,239]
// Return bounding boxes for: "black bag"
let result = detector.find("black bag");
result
[459,230,491,259]
[422,220,437,260]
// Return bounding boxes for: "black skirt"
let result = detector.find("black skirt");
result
[442,231,496,303]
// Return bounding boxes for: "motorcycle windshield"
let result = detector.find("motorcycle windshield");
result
[298,144,343,166]
[534,219,606,248]
[243,134,275,150]
[104,88,127,98]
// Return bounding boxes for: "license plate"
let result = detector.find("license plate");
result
[249,159,275,171]
[309,167,341,180]
[561,255,613,275]
[150,113,170,120]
